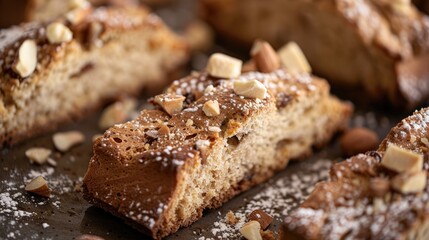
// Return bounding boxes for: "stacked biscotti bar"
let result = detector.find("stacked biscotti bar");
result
[200,0,429,108]
[0,4,188,145]
[83,42,353,238]
[281,107,429,239]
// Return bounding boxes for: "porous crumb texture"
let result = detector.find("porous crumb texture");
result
[200,0,429,108]
[83,69,352,239]
[0,6,188,145]
[282,108,429,240]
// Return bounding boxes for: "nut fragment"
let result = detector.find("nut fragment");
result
[204,85,215,95]
[381,144,423,173]
[25,176,51,198]
[46,22,73,44]
[69,0,90,9]
[158,124,170,136]
[340,127,379,157]
[251,40,280,73]
[66,7,90,25]
[277,42,311,73]
[99,99,137,130]
[203,100,220,117]
[240,221,263,240]
[248,209,273,230]
[392,171,427,194]
[207,53,242,78]
[25,147,52,165]
[13,40,37,78]
[186,119,194,126]
[53,131,85,152]
[233,79,267,99]
[154,94,186,116]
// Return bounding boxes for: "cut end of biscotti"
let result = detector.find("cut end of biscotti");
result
[207,53,242,78]
[25,176,51,198]
[277,42,311,74]
[381,144,423,173]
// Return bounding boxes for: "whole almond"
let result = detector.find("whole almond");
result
[340,127,379,157]
[251,40,280,73]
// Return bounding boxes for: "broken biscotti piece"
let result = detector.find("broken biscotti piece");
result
[0,6,187,145]
[281,107,429,240]
[200,0,429,108]
[83,50,352,238]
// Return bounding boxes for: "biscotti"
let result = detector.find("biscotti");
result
[0,6,188,145]
[83,48,352,239]
[281,107,429,239]
[200,0,429,109]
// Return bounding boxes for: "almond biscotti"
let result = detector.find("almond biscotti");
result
[200,0,429,108]
[281,107,429,239]
[82,48,352,239]
[0,6,188,145]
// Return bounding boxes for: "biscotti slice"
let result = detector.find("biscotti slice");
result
[200,0,429,108]
[0,6,188,145]
[281,107,429,240]
[82,49,352,239]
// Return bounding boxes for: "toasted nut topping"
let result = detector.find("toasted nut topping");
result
[233,79,267,99]
[53,131,85,152]
[158,124,170,136]
[69,0,90,9]
[25,148,52,165]
[25,176,51,198]
[13,40,37,78]
[277,42,311,73]
[46,22,73,44]
[99,99,137,130]
[248,209,273,230]
[207,53,242,78]
[381,144,423,173]
[240,221,262,240]
[204,85,215,95]
[208,126,221,132]
[154,94,186,116]
[340,127,379,157]
[251,40,280,73]
[392,171,427,194]
[186,119,194,126]
[203,100,220,117]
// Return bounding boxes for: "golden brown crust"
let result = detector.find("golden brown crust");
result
[281,108,429,240]
[83,68,352,239]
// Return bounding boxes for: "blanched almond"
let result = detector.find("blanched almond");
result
[98,99,137,130]
[392,171,427,194]
[53,131,85,152]
[233,79,267,99]
[69,0,90,9]
[13,40,37,78]
[25,147,52,165]
[154,94,185,116]
[25,176,51,198]
[207,53,242,78]
[277,42,311,73]
[240,221,262,240]
[203,100,220,117]
[381,144,423,173]
[46,22,73,44]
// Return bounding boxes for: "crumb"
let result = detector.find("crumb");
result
[261,229,276,240]
[226,210,239,225]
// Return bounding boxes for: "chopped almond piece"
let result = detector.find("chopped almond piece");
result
[240,221,263,240]
[25,147,52,165]
[25,176,51,198]
[154,94,186,116]
[53,131,85,152]
[207,53,242,78]
[251,40,280,73]
[13,40,37,78]
[203,100,220,117]
[158,124,170,136]
[392,171,427,194]
[233,79,267,99]
[46,22,73,44]
[277,42,311,73]
[381,144,423,173]
[98,99,137,130]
